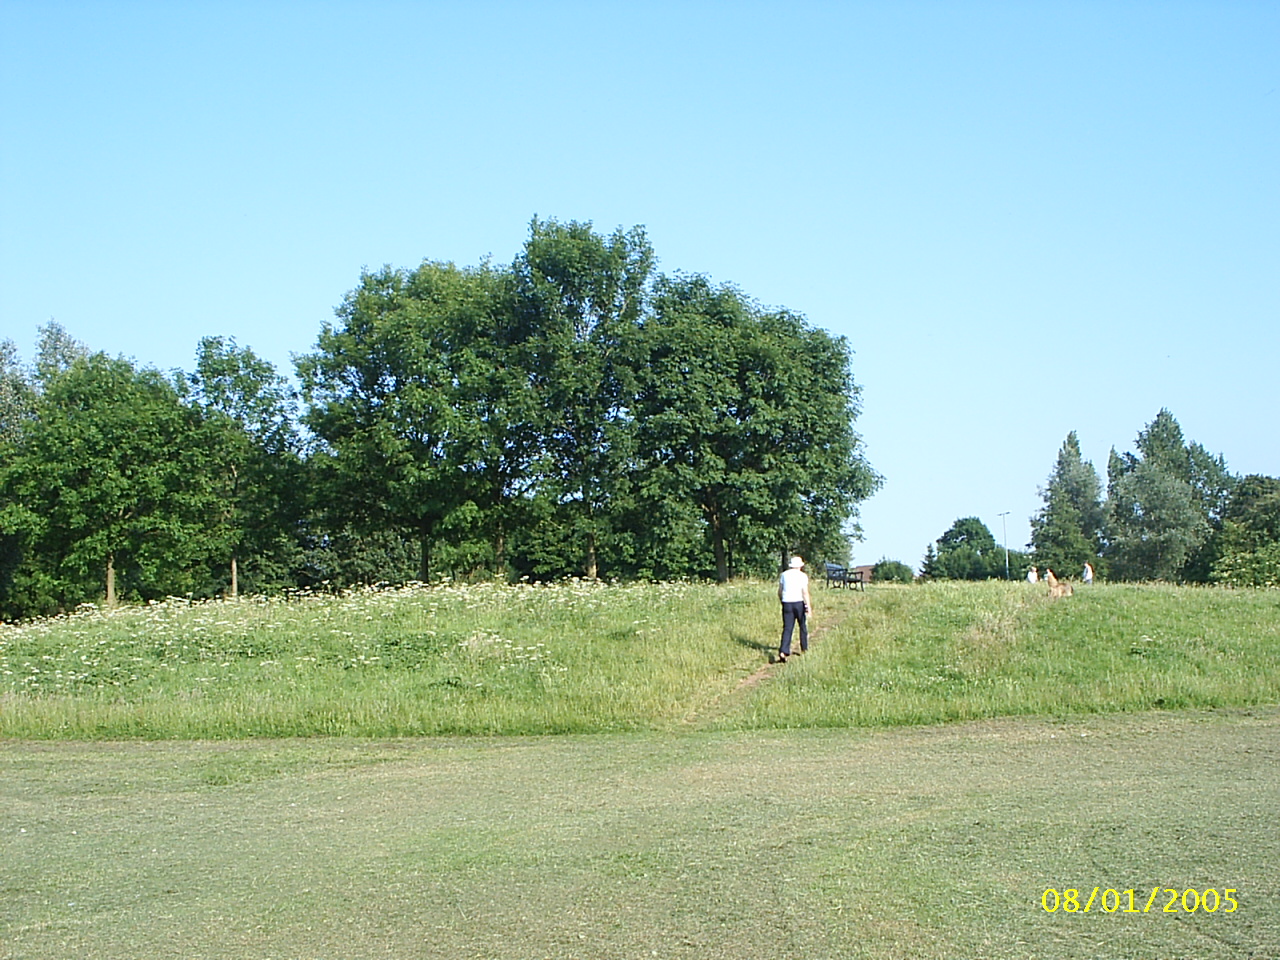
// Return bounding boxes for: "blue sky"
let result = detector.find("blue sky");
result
[2,1,1277,570]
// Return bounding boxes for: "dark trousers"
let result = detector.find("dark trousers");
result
[780,601,808,655]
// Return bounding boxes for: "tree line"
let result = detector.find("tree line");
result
[0,219,880,619]
[921,410,1279,586]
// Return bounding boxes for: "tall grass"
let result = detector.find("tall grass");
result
[720,580,1280,728]
[2,579,1278,739]
[0,579,779,738]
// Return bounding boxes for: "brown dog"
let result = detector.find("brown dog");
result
[1045,569,1074,598]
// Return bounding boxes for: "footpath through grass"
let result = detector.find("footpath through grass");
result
[3,711,1278,959]
[716,580,1280,729]
[2,580,1279,738]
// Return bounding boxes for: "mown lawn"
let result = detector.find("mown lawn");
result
[2,711,1278,959]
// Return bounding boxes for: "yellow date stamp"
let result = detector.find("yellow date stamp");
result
[1041,887,1239,914]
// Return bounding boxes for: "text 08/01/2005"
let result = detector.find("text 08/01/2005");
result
[1041,887,1239,914]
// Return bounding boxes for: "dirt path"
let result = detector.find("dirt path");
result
[682,591,859,726]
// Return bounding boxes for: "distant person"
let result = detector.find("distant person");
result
[777,556,812,663]
[1027,566,1039,584]
[1082,562,1094,585]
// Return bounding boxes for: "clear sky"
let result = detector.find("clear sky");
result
[2,1,1277,570]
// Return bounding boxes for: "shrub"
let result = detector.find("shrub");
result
[873,559,915,583]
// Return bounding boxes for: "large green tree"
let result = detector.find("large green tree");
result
[1,352,223,613]
[633,274,877,580]
[414,263,539,578]
[298,261,508,581]
[1106,457,1208,581]
[929,517,1007,580]
[1105,410,1235,581]
[632,274,755,580]
[184,336,303,596]
[1210,475,1280,587]
[513,217,654,579]
[0,340,36,602]
[1030,431,1104,577]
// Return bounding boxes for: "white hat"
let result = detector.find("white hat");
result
[789,556,804,568]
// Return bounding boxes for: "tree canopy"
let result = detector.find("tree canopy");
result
[17,223,1278,617]
[1211,475,1280,587]
[0,218,881,618]
[1031,431,1104,577]
[1,351,223,611]
[634,274,877,580]
[1104,409,1235,581]
[923,517,1008,580]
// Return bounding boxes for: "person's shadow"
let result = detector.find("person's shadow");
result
[730,632,773,656]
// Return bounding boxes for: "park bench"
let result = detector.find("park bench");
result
[824,562,865,590]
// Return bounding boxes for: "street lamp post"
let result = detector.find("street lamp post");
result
[998,511,1010,580]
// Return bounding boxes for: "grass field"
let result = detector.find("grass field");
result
[716,580,1280,730]
[3,712,1278,959]
[2,580,1278,739]
[2,580,1279,958]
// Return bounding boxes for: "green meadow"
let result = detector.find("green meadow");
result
[2,579,1278,739]
[3,581,1279,959]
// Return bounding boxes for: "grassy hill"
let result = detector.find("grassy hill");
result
[3,579,1278,740]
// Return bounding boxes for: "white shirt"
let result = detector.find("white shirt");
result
[779,568,809,603]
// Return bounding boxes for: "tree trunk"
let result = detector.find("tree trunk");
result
[105,553,117,606]
[491,481,507,578]
[585,531,598,580]
[229,555,239,599]
[493,527,506,579]
[710,510,728,583]
[419,536,431,582]
[705,493,729,582]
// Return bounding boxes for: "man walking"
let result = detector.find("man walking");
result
[777,555,812,663]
